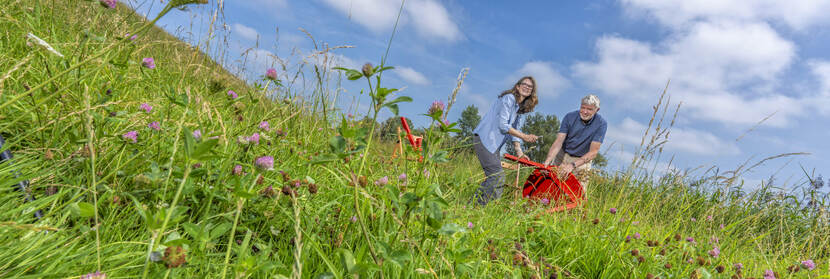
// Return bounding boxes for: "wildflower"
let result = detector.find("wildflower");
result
[423,169,430,178]
[192,129,202,140]
[361,63,374,77]
[427,100,445,115]
[630,249,639,256]
[227,90,238,99]
[710,236,719,244]
[259,121,270,131]
[141,57,155,69]
[275,129,286,137]
[266,68,278,81]
[148,121,160,131]
[540,198,550,205]
[122,130,138,143]
[632,221,639,225]
[255,156,274,170]
[764,269,776,279]
[237,136,249,145]
[350,216,357,223]
[664,263,672,269]
[163,246,186,268]
[691,217,696,222]
[592,218,599,225]
[248,133,260,145]
[720,223,725,230]
[633,232,641,239]
[281,185,294,196]
[130,34,137,41]
[140,103,153,113]
[374,176,389,186]
[802,260,816,270]
[467,222,474,229]
[734,263,743,271]
[706,215,713,221]
[686,237,695,243]
[609,208,617,214]
[81,271,107,279]
[442,119,450,126]
[708,246,720,258]
[716,265,725,273]
[347,113,353,119]
[625,235,631,242]
[308,183,318,194]
[99,0,116,9]
[232,165,243,175]
[261,185,275,198]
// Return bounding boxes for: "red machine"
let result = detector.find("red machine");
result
[504,154,585,212]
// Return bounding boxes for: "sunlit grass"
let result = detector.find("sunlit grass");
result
[0,1,827,278]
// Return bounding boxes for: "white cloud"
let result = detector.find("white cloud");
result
[573,21,805,126]
[621,0,830,31]
[466,93,491,112]
[808,60,830,114]
[233,23,259,41]
[321,0,462,42]
[509,61,570,99]
[607,118,740,156]
[405,0,462,41]
[395,66,430,86]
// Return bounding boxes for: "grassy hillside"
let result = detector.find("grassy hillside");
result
[1,1,828,278]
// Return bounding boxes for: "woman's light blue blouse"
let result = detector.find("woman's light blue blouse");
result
[473,94,523,153]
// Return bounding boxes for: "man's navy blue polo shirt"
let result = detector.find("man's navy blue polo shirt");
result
[559,110,607,157]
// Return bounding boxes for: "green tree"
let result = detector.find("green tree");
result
[456,105,481,144]
[507,112,559,163]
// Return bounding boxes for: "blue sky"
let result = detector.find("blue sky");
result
[133,0,830,191]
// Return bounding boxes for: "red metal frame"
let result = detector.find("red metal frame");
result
[504,154,585,212]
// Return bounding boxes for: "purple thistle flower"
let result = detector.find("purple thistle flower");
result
[427,100,445,115]
[232,165,243,176]
[81,271,107,279]
[122,130,138,143]
[540,198,550,205]
[248,133,260,145]
[259,121,270,131]
[467,222,474,229]
[802,260,816,270]
[255,156,274,170]
[398,173,407,182]
[192,129,202,140]
[374,176,389,186]
[266,68,278,81]
[633,232,641,239]
[764,269,776,279]
[708,246,720,258]
[99,0,116,9]
[148,121,160,131]
[141,57,155,69]
[686,237,695,243]
[227,90,238,99]
[350,216,357,223]
[626,235,632,241]
[609,208,617,214]
[734,263,743,271]
[130,34,137,41]
[140,103,153,113]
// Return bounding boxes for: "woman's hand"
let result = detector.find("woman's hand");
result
[522,133,539,143]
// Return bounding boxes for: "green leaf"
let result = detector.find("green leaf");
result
[338,249,356,274]
[72,202,95,218]
[438,223,465,235]
[328,136,347,153]
[309,154,339,165]
[191,138,219,161]
[383,104,399,116]
[384,95,412,106]
[333,67,363,80]
[429,151,450,163]
[211,222,232,239]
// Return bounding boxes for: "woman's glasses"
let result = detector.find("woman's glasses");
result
[519,82,533,89]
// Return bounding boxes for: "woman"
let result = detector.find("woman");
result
[472,76,539,205]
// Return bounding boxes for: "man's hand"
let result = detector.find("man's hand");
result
[522,134,539,143]
[558,162,575,178]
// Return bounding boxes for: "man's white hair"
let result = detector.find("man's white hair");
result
[581,94,600,109]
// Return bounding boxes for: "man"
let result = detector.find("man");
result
[542,94,606,185]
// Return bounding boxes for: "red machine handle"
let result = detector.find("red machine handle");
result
[504,154,551,169]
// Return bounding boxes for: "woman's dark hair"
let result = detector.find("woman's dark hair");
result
[499,76,538,114]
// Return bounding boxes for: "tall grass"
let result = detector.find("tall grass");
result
[0,1,828,278]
